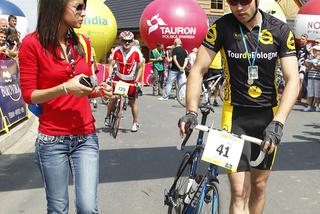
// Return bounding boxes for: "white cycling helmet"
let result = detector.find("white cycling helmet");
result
[119,31,134,41]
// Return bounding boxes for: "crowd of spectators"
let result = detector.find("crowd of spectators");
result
[0,15,20,60]
[297,33,320,112]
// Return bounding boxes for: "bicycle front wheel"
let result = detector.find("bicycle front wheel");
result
[176,82,186,107]
[196,181,220,214]
[112,97,123,138]
[167,152,192,214]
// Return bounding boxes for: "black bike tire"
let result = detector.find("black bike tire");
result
[195,181,220,214]
[112,96,123,138]
[176,82,187,107]
[109,108,117,134]
[167,152,192,214]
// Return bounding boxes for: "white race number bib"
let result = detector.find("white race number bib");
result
[201,129,244,172]
[114,81,130,95]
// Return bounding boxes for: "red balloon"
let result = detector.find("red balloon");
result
[139,0,208,52]
[298,0,320,15]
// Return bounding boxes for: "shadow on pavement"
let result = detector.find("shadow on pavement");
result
[1,134,320,192]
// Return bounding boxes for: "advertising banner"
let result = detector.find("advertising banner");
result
[0,60,28,129]
[0,108,5,132]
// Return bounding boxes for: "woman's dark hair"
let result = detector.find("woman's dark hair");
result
[36,0,87,59]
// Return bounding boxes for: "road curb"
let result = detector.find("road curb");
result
[0,115,37,154]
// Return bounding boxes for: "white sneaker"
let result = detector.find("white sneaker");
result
[303,106,312,112]
[158,97,168,101]
[131,123,139,132]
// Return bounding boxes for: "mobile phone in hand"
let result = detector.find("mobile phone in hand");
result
[79,76,93,88]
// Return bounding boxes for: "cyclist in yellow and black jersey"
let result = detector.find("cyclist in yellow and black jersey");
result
[202,10,296,107]
[178,0,299,213]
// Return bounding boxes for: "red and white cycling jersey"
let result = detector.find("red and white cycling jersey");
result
[110,46,143,82]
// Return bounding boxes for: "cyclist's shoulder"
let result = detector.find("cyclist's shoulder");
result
[212,13,236,27]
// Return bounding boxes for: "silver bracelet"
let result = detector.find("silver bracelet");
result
[62,83,68,94]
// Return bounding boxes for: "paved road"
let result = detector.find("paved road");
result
[0,87,319,213]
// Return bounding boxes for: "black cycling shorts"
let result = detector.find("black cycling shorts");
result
[221,105,278,172]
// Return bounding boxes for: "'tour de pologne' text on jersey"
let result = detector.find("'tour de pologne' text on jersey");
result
[203,10,296,107]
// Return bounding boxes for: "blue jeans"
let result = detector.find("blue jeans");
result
[162,69,186,98]
[35,132,99,214]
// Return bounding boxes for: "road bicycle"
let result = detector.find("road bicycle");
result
[108,80,137,138]
[176,74,225,108]
[164,103,265,214]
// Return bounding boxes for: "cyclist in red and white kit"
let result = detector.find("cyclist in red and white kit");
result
[105,31,143,132]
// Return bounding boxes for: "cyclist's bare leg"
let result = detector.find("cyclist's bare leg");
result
[249,168,271,214]
[106,96,117,117]
[129,98,138,123]
[228,171,251,214]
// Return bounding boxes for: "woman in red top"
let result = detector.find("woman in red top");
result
[19,0,112,213]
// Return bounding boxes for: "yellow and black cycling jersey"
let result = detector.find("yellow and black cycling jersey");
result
[202,10,296,107]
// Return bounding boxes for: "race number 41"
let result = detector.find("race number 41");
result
[201,129,244,173]
[114,82,129,95]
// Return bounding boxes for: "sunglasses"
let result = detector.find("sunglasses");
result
[227,0,253,6]
[122,39,133,44]
[74,3,86,12]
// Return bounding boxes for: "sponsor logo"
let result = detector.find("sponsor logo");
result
[0,83,21,101]
[233,32,243,41]
[287,31,295,50]
[147,14,197,39]
[84,16,112,26]
[227,50,278,60]
[147,14,167,34]
[308,21,320,30]
[259,29,273,45]
[248,85,262,98]
[206,24,217,43]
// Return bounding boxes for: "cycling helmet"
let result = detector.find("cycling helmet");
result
[119,31,134,40]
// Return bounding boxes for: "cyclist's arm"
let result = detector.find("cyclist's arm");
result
[135,62,143,82]
[108,59,116,80]
[186,45,217,113]
[273,56,299,124]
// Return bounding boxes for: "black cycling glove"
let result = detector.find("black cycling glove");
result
[178,112,198,133]
[263,120,284,145]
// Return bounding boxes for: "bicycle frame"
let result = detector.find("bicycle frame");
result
[182,107,219,214]
[201,74,223,104]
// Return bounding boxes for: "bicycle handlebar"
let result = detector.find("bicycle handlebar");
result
[177,128,193,151]
[181,124,266,167]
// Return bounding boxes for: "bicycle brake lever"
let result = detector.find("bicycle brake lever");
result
[177,128,193,151]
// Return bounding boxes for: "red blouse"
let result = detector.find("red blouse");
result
[19,33,95,135]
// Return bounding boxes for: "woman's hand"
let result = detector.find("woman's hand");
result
[97,81,113,100]
[64,74,93,97]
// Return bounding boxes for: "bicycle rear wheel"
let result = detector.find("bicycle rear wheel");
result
[196,181,220,214]
[112,96,124,138]
[167,152,192,214]
[176,82,186,107]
